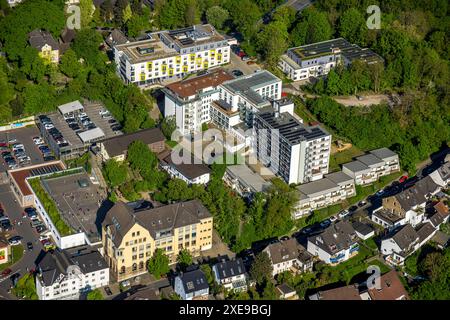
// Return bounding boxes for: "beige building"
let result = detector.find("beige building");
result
[102,200,213,282]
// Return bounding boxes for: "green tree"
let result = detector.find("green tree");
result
[122,3,133,24]
[250,252,273,285]
[59,49,82,78]
[290,7,332,46]
[161,116,177,140]
[103,159,128,188]
[87,289,104,300]
[80,0,95,28]
[338,8,367,46]
[72,28,105,66]
[127,140,157,177]
[148,248,170,280]
[177,249,193,271]
[206,6,229,30]
[257,20,289,67]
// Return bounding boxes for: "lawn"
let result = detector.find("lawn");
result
[329,145,365,172]
[12,273,38,300]
[315,245,390,286]
[166,140,178,148]
[0,245,24,271]
[293,96,316,124]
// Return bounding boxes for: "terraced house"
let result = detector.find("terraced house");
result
[114,24,230,86]
[342,148,400,185]
[294,171,356,219]
[102,200,213,282]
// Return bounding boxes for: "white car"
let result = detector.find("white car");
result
[338,210,350,219]
[33,137,44,145]
[44,124,54,130]
[78,112,87,118]
[330,215,338,222]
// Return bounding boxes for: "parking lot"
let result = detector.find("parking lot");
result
[0,125,46,173]
[222,46,262,76]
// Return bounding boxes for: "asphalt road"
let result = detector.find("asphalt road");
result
[0,183,44,296]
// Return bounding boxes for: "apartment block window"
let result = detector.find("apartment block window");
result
[132,232,135,237]
[132,255,137,260]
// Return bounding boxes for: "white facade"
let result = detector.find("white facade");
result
[164,88,219,135]
[307,240,359,265]
[114,25,230,86]
[160,163,210,185]
[36,264,109,301]
[212,267,247,292]
[174,275,209,300]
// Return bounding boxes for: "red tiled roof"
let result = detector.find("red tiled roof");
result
[367,270,409,300]
[8,161,65,196]
[166,69,233,98]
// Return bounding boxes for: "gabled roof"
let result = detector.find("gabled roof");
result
[367,270,409,300]
[103,200,212,245]
[391,224,419,251]
[416,222,436,243]
[179,269,209,294]
[310,284,361,300]
[101,128,165,158]
[308,221,357,255]
[214,258,246,280]
[265,238,312,265]
[159,149,211,180]
[28,29,59,51]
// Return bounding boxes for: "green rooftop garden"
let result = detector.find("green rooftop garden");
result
[28,175,76,237]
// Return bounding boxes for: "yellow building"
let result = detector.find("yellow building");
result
[102,200,213,282]
[28,30,60,64]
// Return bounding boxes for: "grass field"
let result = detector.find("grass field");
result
[329,145,366,172]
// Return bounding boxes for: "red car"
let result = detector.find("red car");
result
[1,268,12,277]
[399,175,408,183]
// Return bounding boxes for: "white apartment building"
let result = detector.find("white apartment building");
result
[114,24,230,86]
[342,148,400,185]
[294,171,356,219]
[253,108,331,184]
[35,246,109,300]
[279,38,383,81]
[163,69,233,135]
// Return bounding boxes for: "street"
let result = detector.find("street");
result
[0,183,43,297]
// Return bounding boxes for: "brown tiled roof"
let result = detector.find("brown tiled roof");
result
[166,69,233,98]
[8,161,65,196]
[367,270,409,300]
[101,128,165,158]
[265,238,311,265]
[313,285,362,300]
[434,201,449,216]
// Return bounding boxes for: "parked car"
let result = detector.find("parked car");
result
[330,215,338,222]
[280,236,290,241]
[375,189,384,196]
[399,175,408,183]
[242,55,250,61]
[301,227,313,235]
[24,207,38,219]
[27,242,33,251]
[1,268,12,277]
[320,219,331,228]
[338,210,350,219]
[231,69,243,77]
[349,205,358,212]
[105,286,113,296]
[358,200,367,207]
[8,236,22,245]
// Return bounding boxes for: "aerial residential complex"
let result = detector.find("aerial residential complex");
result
[114,24,230,86]
[163,69,233,134]
[253,107,331,184]
[278,38,383,81]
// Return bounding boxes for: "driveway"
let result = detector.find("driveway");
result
[223,51,261,76]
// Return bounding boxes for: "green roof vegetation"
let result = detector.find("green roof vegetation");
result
[28,177,74,237]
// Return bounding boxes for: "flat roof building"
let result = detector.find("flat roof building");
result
[223,164,272,198]
[7,161,66,207]
[279,38,383,81]
[114,24,230,86]
[253,109,331,185]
